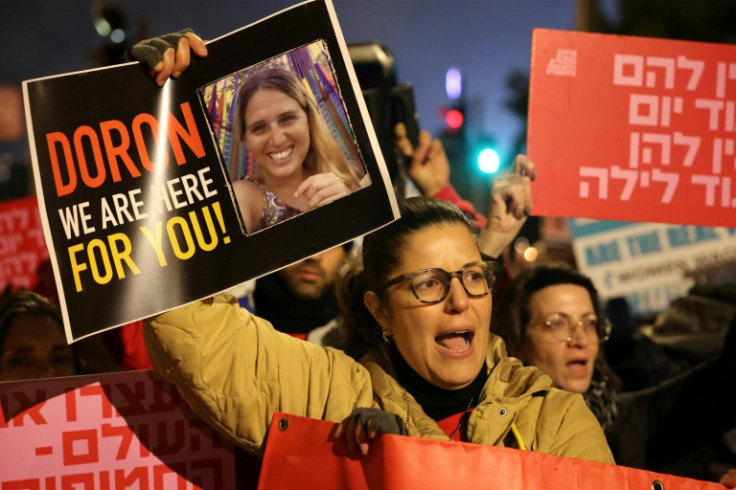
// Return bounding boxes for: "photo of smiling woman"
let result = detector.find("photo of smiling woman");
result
[229,66,368,234]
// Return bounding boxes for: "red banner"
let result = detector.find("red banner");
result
[0,370,239,489]
[528,29,736,228]
[0,196,48,291]
[258,412,724,490]
[1,376,724,490]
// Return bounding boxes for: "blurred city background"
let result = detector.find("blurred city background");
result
[2,1,731,202]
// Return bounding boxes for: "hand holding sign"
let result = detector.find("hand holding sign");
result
[125,29,208,86]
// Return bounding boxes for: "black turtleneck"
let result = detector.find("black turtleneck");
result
[253,274,339,334]
[388,343,488,422]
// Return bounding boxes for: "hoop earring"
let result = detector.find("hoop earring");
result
[382,329,392,342]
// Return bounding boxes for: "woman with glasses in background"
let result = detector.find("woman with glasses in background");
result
[493,264,736,486]
[144,197,614,464]
[493,265,618,430]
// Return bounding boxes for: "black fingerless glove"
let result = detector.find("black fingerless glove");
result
[353,407,408,436]
[123,28,195,70]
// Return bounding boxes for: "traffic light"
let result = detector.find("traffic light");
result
[476,147,500,174]
[442,67,465,135]
[472,135,501,175]
[444,107,464,132]
[439,101,467,168]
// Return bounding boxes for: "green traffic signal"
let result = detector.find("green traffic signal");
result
[477,147,500,174]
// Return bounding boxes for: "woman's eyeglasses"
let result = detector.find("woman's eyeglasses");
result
[532,313,612,344]
[385,261,495,304]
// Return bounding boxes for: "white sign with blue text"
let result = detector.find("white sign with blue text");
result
[570,219,736,315]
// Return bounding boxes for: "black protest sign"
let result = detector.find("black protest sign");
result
[23,0,398,341]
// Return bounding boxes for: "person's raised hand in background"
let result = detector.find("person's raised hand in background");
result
[479,154,536,258]
[395,122,450,197]
[394,122,536,258]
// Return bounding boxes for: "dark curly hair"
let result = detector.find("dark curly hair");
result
[493,263,619,389]
[493,263,601,356]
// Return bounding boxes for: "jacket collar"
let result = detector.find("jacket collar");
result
[360,334,554,439]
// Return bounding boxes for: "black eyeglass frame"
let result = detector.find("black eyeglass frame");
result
[384,260,496,304]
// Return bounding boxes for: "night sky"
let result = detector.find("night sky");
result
[1,0,620,161]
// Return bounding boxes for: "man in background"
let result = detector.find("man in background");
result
[251,244,350,347]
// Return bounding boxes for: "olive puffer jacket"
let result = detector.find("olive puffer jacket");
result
[144,294,614,463]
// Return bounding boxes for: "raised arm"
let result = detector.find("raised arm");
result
[143,293,374,456]
[394,123,487,227]
[478,154,535,258]
[394,123,535,258]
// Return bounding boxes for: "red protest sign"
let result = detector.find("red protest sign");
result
[0,196,48,291]
[257,412,723,490]
[528,29,736,228]
[0,370,240,488]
